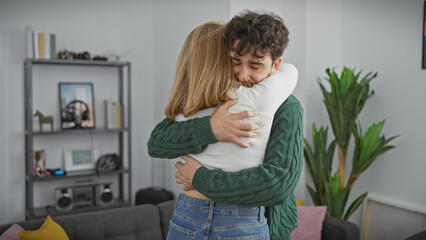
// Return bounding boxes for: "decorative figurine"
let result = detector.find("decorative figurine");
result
[33,149,47,177]
[34,110,53,132]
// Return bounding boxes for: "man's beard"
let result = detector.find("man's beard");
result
[235,78,253,88]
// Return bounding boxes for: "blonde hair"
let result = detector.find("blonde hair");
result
[165,20,236,120]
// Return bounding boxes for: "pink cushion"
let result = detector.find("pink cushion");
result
[291,206,327,240]
[0,224,24,240]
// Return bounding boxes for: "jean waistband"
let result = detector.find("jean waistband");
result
[177,193,264,217]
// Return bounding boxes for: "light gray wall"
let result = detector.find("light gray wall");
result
[0,0,156,224]
[304,0,426,230]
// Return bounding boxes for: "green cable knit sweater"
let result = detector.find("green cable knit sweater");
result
[147,95,303,240]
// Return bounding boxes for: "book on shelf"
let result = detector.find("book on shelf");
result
[44,32,50,60]
[25,26,33,59]
[26,26,57,59]
[38,32,45,59]
[50,34,56,59]
[104,100,123,129]
[33,30,39,59]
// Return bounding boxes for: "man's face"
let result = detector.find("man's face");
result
[230,40,282,85]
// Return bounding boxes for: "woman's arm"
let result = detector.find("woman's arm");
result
[147,116,217,159]
[192,97,303,206]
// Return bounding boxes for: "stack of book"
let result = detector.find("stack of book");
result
[25,25,56,59]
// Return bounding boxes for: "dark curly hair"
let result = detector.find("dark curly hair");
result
[225,10,289,62]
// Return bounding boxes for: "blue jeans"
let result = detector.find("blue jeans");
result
[166,193,270,240]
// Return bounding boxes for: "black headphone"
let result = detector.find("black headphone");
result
[62,100,89,124]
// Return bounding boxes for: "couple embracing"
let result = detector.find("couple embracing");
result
[148,10,303,240]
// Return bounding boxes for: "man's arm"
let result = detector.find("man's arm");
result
[147,99,257,159]
[191,97,303,206]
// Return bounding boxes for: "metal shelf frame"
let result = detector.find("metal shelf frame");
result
[24,58,132,220]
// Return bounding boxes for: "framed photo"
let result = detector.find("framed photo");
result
[59,82,95,130]
[423,1,426,69]
[63,148,98,172]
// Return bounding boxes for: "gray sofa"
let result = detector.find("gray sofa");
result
[0,201,174,240]
[0,200,358,240]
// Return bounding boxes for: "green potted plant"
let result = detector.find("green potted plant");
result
[304,67,398,220]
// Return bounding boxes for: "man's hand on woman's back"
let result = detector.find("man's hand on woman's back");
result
[210,99,258,148]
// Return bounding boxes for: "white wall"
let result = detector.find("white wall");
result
[0,0,156,224]
[304,0,426,231]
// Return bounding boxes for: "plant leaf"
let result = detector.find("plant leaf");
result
[344,192,368,220]
[307,185,320,206]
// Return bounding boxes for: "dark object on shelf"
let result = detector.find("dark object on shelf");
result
[77,51,91,60]
[57,49,77,60]
[93,55,108,61]
[135,187,174,205]
[33,110,53,132]
[96,153,121,173]
[61,100,90,129]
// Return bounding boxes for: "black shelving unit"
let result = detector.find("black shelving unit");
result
[24,59,132,220]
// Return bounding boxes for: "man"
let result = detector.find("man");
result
[147,10,303,240]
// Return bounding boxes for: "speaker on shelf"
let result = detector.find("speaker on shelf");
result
[55,188,73,211]
[98,183,114,206]
[72,185,95,209]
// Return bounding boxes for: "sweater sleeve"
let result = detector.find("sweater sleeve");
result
[147,116,217,159]
[192,98,303,206]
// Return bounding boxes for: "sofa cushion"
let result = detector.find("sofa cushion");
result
[0,224,24,240]
[18,215,69,240]
[321,215,360,240]
[290,206,327,240]
[157,200,175,239]
[56,204,163,240]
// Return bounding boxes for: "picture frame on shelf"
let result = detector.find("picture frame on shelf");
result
[63,148,99,172]
[59,82,95,130]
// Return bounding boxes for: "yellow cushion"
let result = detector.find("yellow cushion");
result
[296,199,304,206]
[18,215,69,240]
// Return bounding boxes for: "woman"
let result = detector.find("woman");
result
[159,20,297,239]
